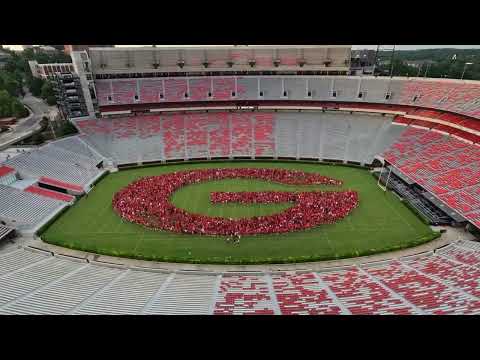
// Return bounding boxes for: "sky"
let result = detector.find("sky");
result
[3,45,480,51]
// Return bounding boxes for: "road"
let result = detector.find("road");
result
[0,90,58,150]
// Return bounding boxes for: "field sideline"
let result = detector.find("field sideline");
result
[41,161,437,264]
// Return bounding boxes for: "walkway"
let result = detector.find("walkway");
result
[0,91,57,150]
[21,226,476,273]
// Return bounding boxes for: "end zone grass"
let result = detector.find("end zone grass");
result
[41,161,438,264]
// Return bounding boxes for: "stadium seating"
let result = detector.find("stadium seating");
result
[49,136,104,165]
[260,78,283,100]
[457,237,480,250]
[137,115,164,162]
[75,111,403,165]
[403,254,480,298]
[0,225,14,243]
[4,145,103,188]
[95,80,112,106]
[383,127,480,226]
[357,78,390,102]
[139,79,163,103]
[437,242,480,268]
[111,117,139,163]
[230,113,254,157]
[0,166,17,186]
[112,80,137,105]
[1,244,480,314]
[141,273,217,315]
[253,113,275,156]
[213,77,235,100]
[0,249,48,276]
[207,112,230,157]
[367,122,406,163]
[345,114,386,164]
[24,185,74,202]
[321,114,350,161]
[0,254,65,310]
[189,78,211,101]
[39,143,100,169]
[162,114,186,159]
[97,76,480,123]
[0,185,66,231]
[0,258,121,315]
[296,115,322,158]
[284,77,307,99]
[275,114,299,158]
[271,272,344,315]
[185,113,210,158]
[232,77,259,100]
[104,77,255,105]
[76,270,171,315]
[213,275,276,315]
[363,259,480,314]
[319,266,420,314]
[398,80,451,108]
[392,116,412,126]
[165,78,188,102]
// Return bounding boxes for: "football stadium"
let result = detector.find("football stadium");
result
[1,45,480,315]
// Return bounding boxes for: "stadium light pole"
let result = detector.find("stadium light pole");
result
[389,45,396,78]
[424,63,431,78]
[373,45,380,76]
[461,62,473,80]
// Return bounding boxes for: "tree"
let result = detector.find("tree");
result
[390,60,422,78]
[0,48,69,118]
[3,77,20,97]
[0,90,11,117]
[35,52,51,64]
[30,132,44,145]
[29,78,44,97]
[41,81,54,99]
[22,48,35,61]
[0,90,28,118]
[46,95,56,106]
[11,100,28,118]
[57,120,78,137]
[383,48,480,80]
[0,69,22,97]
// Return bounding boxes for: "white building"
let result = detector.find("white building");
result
[28,60,75,79]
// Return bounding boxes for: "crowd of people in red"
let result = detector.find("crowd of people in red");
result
[112,168,358,236]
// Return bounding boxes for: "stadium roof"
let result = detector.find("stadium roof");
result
[90,45,351,51]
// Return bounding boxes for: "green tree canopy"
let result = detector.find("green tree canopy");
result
[29,78,44,97]
[41,81,54,99]
[0,89,28,118]
[376,48,480,80]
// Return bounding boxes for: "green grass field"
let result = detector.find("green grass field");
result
[40,161,438,264]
